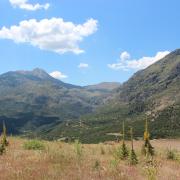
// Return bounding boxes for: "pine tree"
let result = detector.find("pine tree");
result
[119,121,129,160]
[141,118,154,157]
[129,127,138,165]
[2,121,8,146]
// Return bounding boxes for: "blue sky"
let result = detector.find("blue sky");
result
[0,0,179,85]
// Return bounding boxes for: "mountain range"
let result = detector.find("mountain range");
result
[0,68,119,136]
[0,49,180,143]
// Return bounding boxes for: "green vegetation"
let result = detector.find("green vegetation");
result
[100,145,105,155]
[0,143,5,155]
[129,127,138,165]
[142,119,154,157]
[144,164,158,180]
[166,149,177,160]
[0,121,8,155]
[74,140,83,160]
[23,139,45,150]
[119,121,129,160]
[2,121,9,146]
[93,160,101,171]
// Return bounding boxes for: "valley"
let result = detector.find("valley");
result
[0,49,180,143]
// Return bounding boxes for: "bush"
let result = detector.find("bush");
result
[0,144,5,155]
[144,165,157,180]
[74,140,83,160]
[120,142,129,160]
[93,160,101,171]
[166,149,176,160]
[2,136,9,147]
[100,145,105,155]
[142,118,155,157]
[113,146,120,159]
[23,140,45,150]
[129,149,138,165]
[110,159,119,169]
[1,121,9,147]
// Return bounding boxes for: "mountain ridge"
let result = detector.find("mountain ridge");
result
[0,68,119,136]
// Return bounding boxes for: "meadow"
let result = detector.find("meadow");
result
[0,137,179,180]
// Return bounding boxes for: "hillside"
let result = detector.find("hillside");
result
[45,49,180,143]
[0,68,118,135]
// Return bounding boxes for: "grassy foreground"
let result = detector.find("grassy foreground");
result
[0,137,179,180]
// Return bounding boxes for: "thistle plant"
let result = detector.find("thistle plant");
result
[129,127,138,165]
[142,118,154,157]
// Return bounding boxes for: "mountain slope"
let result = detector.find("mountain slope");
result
[46,49,180,143]
[0,68,117,135]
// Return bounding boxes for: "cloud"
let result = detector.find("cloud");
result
[49,71,68,79]
[9,0,50,11]
[108,51,170,71]
[120,51,130,61]
[0,18,98,54]
[78,63,89,68]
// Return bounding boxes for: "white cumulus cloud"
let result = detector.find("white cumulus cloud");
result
[49,71,68,79]
[78,63,89,68]
[9,0,50,11]
[108,51,170,71]
[120,51,130,61]
[0,18,98,54]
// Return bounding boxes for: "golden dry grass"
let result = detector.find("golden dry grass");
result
[0,137,179,180]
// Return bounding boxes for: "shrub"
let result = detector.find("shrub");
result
[109,159,119,169]
[23,140,45,150]
[166,149,176,160]
[0,144,5,155]
[129,149,138,165]
[120,141,129,159]
[142,139,155,157]
[129,127,138,165]
[1,121,9,146]
[93,160,101,178]
[0,121,8,155]
[100,145,105,155]
[144,165,157,180]
[74,140,83,160]
[142,119,154,157]
[93,160,100,171]
[118,121,129,160]
[113,147,120,160]
[115,143,129,160]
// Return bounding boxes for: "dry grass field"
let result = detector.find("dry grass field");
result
[0,137,179,180]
